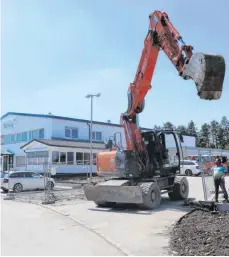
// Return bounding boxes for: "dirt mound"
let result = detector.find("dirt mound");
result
[170,210,229,256]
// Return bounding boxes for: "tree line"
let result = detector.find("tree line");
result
[153,116,229,150]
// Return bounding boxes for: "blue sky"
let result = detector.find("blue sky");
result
[1,0,229,129]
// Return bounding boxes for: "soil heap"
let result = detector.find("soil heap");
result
[170,210,229,256]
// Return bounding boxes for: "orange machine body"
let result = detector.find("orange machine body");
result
[96,150,118,176]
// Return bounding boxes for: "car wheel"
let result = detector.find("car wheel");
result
[185,169,193,176]
[13,183,23,193]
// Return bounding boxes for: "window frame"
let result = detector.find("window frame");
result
[92,131,102,141]
[52,151,60,164]
[76,152,83,165]
[67,152,74,165]
[60,152,66,164]
[65,127,78,139]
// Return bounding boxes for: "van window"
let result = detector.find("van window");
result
[10,172,24,178]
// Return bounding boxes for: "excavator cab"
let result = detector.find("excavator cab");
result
[142,130,182,177]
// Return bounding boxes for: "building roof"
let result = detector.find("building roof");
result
[1,112,152,130]
[21,138,105,150]
[1,147,14,155]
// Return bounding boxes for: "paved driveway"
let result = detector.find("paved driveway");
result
[1,177,229,256]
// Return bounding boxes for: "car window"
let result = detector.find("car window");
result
[183,161,195,165]
[10,172,21,178]
[31,172,41,178]
[24,172,33,178]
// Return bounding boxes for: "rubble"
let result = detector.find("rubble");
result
[170,210,229,256]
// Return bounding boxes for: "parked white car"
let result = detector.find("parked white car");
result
[1,171,55,193]
[179,160,201,176]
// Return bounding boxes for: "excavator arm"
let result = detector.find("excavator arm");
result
[121,10,225,152]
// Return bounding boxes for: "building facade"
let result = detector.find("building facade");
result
[0,112,126,174]
[0,112,196,174]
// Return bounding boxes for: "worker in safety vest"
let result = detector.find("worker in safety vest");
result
[212,158,229,203]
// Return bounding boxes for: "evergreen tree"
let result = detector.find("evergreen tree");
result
[187,120,198,137]
[153,125,162,131]
[163,122,175,130]
[210,120,220,148]
[221,116,229,148]
[199,123,211,148]
[177,125,188,135]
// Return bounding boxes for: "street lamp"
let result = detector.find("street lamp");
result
[85,93,101,177]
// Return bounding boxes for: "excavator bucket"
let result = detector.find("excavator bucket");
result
[182,53,225,100]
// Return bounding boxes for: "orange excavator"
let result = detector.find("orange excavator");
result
[83,10,225,209]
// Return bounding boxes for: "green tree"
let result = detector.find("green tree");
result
[163,122,175,130]
[210,120,220,148]
[198,123,211,148]
[187,120,198,137]
[221,116,229,148]
[153,125,162,131]
[177,125,188,135]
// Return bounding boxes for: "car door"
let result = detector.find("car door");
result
[23,172,34,190]
[31,172,44,189]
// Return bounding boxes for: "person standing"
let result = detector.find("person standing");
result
[212,158,229,203]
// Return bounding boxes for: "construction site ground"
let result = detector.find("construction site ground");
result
[1,176,229,256]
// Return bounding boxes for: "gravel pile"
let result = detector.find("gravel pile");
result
[8,188,85,204]
[170,210,229,256]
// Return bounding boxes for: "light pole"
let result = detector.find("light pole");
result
[85,93,101,178]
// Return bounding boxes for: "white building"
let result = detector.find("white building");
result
[0,112,196,174]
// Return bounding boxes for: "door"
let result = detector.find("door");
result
[31,172,44,189]
[3,156,8,171]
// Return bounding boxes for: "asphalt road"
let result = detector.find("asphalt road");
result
[1,200,125,256]
[1,176,229,256]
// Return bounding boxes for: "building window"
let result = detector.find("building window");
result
[65,128,71,138]
[76,152,83,165]
[27,151,48,158]
[67,152,74,164]
[1,135,4,145]
[16,133,22,143]
[72,128,78,139]
[65,127,78,139]
[92,132,102,141]
[93,153,97,165]
[39,129,44,138]
[84,153,90,165]
[28,128,45,141]
[60,152,66,164]
[32,129,39,139]
[22,132,27,142]
[10,135,15,143]
[52,151,59,163]
[16,156,25,167]
[4,135,10,144]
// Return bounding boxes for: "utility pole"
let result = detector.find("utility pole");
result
[85,93,101,177]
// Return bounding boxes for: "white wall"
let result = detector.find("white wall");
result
[1,114,52,156]
[51,118,126,146]
[165,134,196,148]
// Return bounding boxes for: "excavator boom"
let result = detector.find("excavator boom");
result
[83,10,226,210]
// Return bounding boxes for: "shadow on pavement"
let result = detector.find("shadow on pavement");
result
[88,197,190,216]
